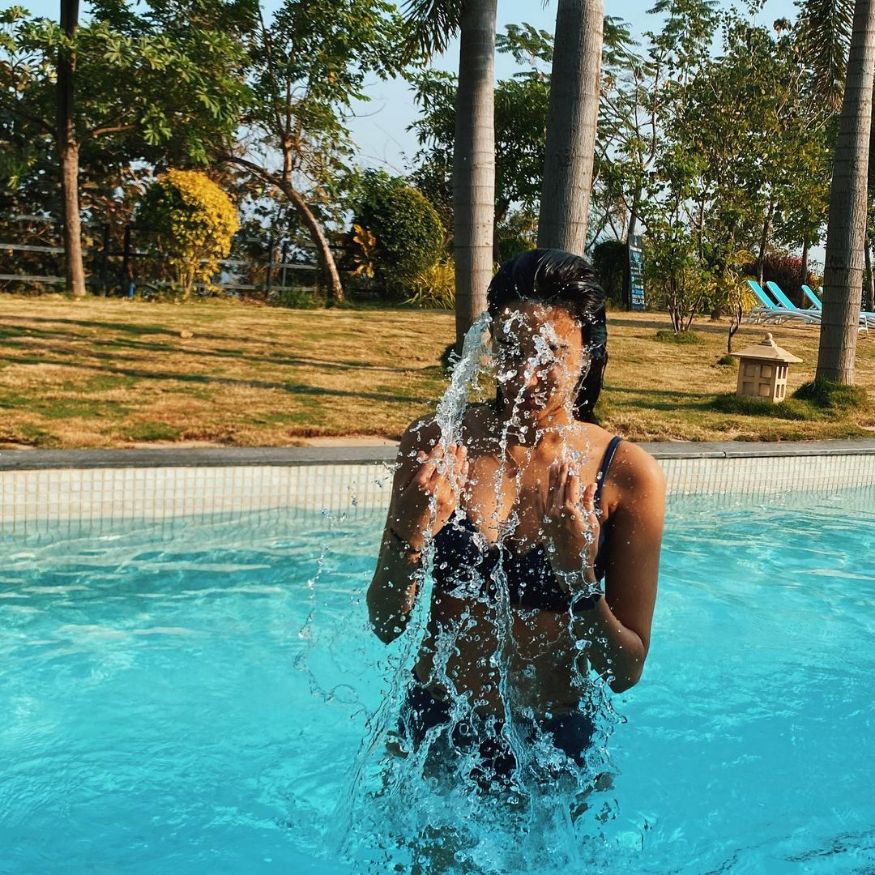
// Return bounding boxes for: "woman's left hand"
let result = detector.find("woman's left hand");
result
[536,459,600,581]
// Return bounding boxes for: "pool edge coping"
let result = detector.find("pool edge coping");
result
[2,439,875,470]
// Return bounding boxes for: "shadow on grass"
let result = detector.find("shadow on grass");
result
[1,352,431,405]
[0,321,443,374]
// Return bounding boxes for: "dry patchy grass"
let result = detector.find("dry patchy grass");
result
[0,294,873,448]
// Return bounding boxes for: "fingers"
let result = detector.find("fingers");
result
[581,481,596,515]
[416,442,468,491]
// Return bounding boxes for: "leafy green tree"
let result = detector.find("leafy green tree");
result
[797,0,854,110]
[1,0,252,294]
[351,169,445,293]
[410,59,548,251]
[224,0,403,305]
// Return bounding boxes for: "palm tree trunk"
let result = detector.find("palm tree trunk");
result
[453,0,496,350]
[537,0,604,253]
[817,0,875,383]
[58,0,86,298]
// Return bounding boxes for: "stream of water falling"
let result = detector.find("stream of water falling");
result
[326,312,624,872]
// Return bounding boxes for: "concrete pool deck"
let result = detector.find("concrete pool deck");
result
[2,440,874,534]
[2,439,875,470]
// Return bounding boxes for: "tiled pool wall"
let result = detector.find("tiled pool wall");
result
[1,442,874,538]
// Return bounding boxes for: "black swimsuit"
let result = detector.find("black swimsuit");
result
[397,436,623,783]
[430,435,623,612]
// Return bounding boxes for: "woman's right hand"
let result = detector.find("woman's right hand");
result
[391,442,469,551]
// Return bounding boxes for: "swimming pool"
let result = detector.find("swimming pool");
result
[1,487,873,873]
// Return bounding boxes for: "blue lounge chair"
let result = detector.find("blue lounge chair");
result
[745,280,818,325]
[769,280,870,331]
[802,283,875,328]
[765,281,822,322]
[801,284,823,311]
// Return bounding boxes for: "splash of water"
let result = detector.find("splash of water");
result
[330,311,623,873]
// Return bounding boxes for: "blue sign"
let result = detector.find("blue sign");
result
[629,234,645,311]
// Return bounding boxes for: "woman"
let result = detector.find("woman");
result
[367,249,665,785]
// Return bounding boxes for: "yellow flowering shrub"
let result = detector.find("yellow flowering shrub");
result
[138,170,239,299]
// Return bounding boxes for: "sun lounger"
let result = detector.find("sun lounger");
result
[802,283,875,328]
[745,280,816,325]
[768,281,870,331]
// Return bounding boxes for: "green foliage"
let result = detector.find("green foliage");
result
[655,329,702,344]
[794,379,869,410]
[137,169,239,299]
[591,239,627,305]
[406,259,455,309]
[716,354,735,366]
[710,393,820,421]
[711,380,869,420]
[643,227,713,332]
[352,170,445,293]
[496,208,537,264]
[410,24,551,236]
[273,287,321,309]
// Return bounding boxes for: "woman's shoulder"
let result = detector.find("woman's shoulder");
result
[610,437,666,497]
[397,415,442,456]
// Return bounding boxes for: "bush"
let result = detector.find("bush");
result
[643,226,714,332]
[273,287,321,309]
[716,354,735,366]
[743,253,819,308]
[710,393,818,420]
[350,170,445,294]
[137,170,239,300]
[592,239,628,306]
[406,259,455,309]
[794,379,869,411]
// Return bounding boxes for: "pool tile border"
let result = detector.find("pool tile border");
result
[1,441,874,535]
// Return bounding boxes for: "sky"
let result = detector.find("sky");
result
[344,0,802,173]
[22,0,801,173]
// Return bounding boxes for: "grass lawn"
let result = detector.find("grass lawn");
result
[0,294,873,448]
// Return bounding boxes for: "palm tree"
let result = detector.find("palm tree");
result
[405,0,496,350]
[58,0,86,298]
[816,0,875,384]
[537,0,604,253]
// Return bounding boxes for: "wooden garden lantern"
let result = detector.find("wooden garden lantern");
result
[732,333,802,403]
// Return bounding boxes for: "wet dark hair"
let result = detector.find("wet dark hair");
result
[486,248,608,423]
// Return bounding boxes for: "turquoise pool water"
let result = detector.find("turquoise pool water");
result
[1,489,874,873]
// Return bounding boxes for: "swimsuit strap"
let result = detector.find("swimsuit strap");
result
[594,435,623,510]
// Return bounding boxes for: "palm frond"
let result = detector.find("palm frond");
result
[402,0,464,59]
[796,0,854,109]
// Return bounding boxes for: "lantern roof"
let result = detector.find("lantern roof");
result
[731,333,802,363]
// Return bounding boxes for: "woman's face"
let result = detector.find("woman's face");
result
[491,301,588,418]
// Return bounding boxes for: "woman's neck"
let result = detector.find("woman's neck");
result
[495,406,576,447]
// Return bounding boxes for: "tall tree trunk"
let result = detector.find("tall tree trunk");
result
[58,0,86,298]
[756,197,775,285]
[817,0,875,384]
[280,182,344,306]
[453,0,496,350]
[537,0,604,253]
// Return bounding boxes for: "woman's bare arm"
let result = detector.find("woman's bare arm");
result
[571,442,666,692]
[367,418,468,643]
[367,420,435,643]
